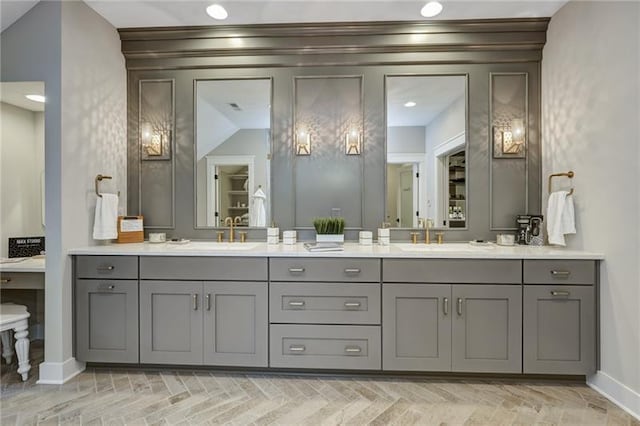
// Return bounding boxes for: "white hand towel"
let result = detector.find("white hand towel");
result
[546,191,576,246]
[93,194,119,240]
[250,187,267,227]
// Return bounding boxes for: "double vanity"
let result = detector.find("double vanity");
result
[70,242,601,377]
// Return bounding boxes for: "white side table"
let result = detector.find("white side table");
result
[0,304,31,381]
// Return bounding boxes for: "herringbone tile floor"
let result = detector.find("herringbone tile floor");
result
[1,343,638,425]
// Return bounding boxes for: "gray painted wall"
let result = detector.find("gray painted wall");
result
[0,103,45,257]
[542,0,640,409]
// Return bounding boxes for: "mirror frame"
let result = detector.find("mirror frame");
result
[192,76,275,230]
[383,73,470,231]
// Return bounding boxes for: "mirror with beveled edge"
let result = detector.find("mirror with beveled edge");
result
[386,74,468,230]
[194,78,272,229]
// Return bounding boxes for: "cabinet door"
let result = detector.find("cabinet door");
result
[203,281,268,367]
[140,281,203,365]
[382,284,451,371]
[524,285,595,374]
[76,279,138,363]
[452,285,522,373]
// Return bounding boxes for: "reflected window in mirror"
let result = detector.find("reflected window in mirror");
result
[386,75,467,229]
[195,79,271,228]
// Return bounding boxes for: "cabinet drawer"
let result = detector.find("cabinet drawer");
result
[270,282,380,325]
[523,260,595,285]
[76,256,138,280]
[383,259,521,284]
[140,257,267,281]
[270,325,381,370]
[270,258,380,282]
[0,272,44,289]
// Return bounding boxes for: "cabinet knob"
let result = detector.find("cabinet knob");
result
[443,297,449,315]
[288,300,306,308]
[288,268,305,273]
[344,301,361,309]
[550,290,570,297]
[550,270,571,277]
[193,294,198,310]
[206,293,211,311]
[344,268,361,274]
[289,345,306,353]
[457,298,463,316]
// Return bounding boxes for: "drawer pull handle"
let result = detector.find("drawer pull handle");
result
[344,268,361,274]
[344,302,361,308]
[345,346,362,354]
[550,270,571,277]
[97,265,115,271]
[550,290,570,297]
[289,345,306,353]
[193,294,198,311]
[288,268,305,273]
[0,279,11,284]
[100,285,115,291]
[443,297,449,315]
[288,301,306,307]
[206,293,211,311]
[457,298,463,316]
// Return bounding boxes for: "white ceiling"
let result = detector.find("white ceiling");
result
[1,1,567,32]
[0,82,45,112]
[387,75,465,127]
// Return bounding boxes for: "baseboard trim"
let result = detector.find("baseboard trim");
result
[588,371,640,420]
[37,357,86,384]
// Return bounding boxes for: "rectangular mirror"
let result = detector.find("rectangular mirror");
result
[386,75,467,229]
[195,78,271,228]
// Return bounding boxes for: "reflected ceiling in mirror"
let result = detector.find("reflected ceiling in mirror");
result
[386,75,467,230]
[195,78,272,229]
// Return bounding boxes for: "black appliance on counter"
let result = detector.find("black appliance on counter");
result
[516,215,544,245]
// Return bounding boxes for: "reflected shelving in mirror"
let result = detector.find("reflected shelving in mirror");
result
[385,74,468,231]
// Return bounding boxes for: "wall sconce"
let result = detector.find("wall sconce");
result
[345,128,362,155]
[140,122,171,161]
[493,119,526,159]
[295,128,311,156]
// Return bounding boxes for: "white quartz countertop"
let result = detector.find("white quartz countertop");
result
[67,242,604,260]
[0,257,46,272]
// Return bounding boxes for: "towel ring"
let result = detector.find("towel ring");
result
[95,174,120,198]
[548,171,575,195]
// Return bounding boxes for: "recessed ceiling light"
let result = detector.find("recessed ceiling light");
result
[404,101,417,108]
[421,1,443,18]
[25,94,45,103]
[206,4,228,20]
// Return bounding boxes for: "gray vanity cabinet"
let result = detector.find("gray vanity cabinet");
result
[203,281,268,367]
[523,260,596,374]
[382,284,451,371]
[140,281,203,365]
[76,279,139,363]
[452,285,522,373]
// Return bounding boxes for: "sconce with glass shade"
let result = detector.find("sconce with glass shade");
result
[140,122,171,160]
[493,118,526,158]
[345,128,362,155]
[295,128,311,155]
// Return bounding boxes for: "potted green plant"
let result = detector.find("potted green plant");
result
[313,217,345,243]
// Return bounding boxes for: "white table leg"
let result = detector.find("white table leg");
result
[13,321,30,381]
[1,330,13,364]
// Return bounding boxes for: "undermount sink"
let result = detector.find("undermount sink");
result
[394,243,496,252]
[171,242,261,251]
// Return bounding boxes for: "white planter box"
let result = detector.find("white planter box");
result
[316,234,344,243]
